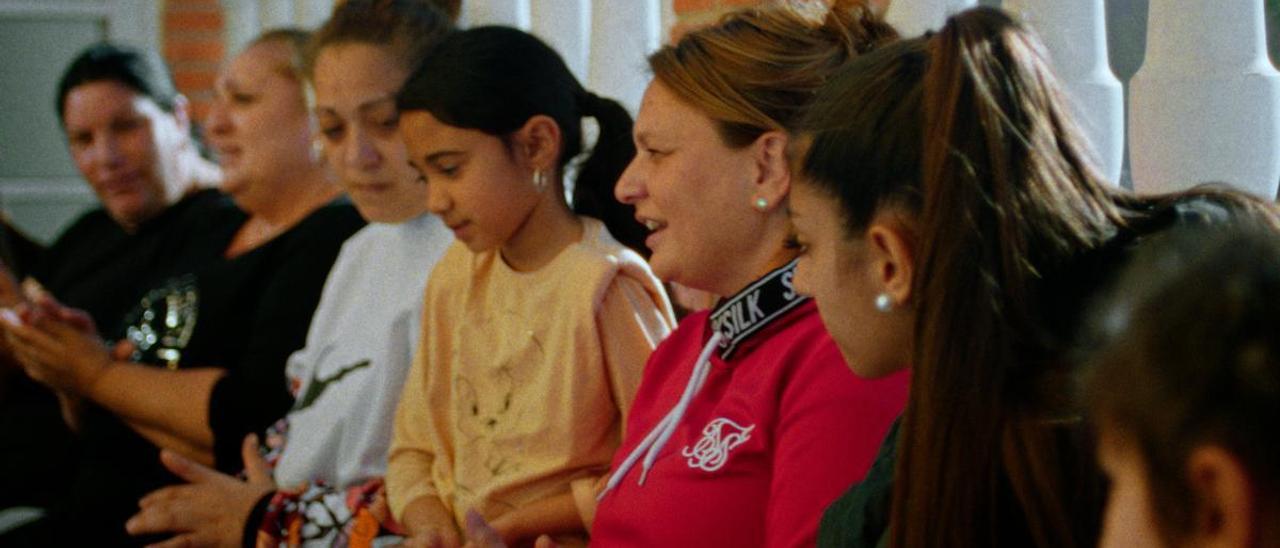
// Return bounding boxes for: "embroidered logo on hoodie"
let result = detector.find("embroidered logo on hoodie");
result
[682,418,756,472]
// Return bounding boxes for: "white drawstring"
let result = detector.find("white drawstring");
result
[599,331,724,501]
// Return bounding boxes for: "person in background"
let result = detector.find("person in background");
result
[389,26,675,547]
[1083,222,1280,548]
[122,1,455,545]
[589,2,909,547]
[787,7,1280,548]
[0,42,234,532]
[4,29,364,546]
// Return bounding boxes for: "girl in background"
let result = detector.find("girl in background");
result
[1084,222,1280,548]
[389,26,674,547]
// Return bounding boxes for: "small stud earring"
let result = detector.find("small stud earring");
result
[310,139,325,163]
[754,197,769,211]
[532,170,547,193]
[874,293,893,312]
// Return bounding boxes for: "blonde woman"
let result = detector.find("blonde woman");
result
[589,2,909,546]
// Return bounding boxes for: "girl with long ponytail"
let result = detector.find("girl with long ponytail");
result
[387,27,675,546]
[789,7,1280,548]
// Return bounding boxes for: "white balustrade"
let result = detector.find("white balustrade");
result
[587,0,663,114]
[1005,0,1125,186]
[531,0,592,83]
[885,0,976,38]
[1129,0,1280,198]
[461,0,532,30]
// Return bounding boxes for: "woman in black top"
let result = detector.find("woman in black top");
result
[0,43,236,518]
[4,30,362,546]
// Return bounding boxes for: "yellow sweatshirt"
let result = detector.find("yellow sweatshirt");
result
[387,217,675,533]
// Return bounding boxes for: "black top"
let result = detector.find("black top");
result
[0,190,240,515]
[36,189,244,336]
[12,197,364,547]
[0,216,44,280]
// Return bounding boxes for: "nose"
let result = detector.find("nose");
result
[345,128,380,170]
[93,132,125,169]
[425,176,451,214]
[204,98,231,136]
[614,157,647,205]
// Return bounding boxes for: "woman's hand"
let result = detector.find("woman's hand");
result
[126,434,277,547]
[2,295,111,395]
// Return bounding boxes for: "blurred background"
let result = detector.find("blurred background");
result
[2,0,1279,243]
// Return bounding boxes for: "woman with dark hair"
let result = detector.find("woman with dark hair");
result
[122,2,456,546]
[1084,222,1280,548]
[785,7,1280,548]
[588,2,908,547]
[0,42,235,529]
[4,29,363,546]
[387,26,675,547]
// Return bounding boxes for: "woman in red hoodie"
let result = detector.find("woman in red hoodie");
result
[588,2,909,547]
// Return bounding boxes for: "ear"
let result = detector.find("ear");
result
[514,114,562,174]
[863,209,916,308]
[749,130,791,211]
[1187,445,1257,548]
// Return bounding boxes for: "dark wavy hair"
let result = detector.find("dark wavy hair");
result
[304,0,454,79]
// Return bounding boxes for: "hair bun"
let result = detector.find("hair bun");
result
[822,0,898,55]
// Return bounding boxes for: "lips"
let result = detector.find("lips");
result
[98,171,143,195]
[637,214,667,250]
[350,181,393,194]
[446,220,471,238]
[212,143,243,166]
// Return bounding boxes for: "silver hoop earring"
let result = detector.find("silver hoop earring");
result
[532,170,547,193]
[874,293,893,313]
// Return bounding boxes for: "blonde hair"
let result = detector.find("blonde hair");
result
[650,0,897,147]
[249,28,311,82]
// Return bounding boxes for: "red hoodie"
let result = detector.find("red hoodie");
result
[592,261,909,547]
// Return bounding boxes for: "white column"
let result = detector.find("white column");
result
[460,0,532,30]
[531,0,592,83]
[884,0,976,38]
[1128,0,1280,198]
[1005,0,1124,186]
[587,0,662,114]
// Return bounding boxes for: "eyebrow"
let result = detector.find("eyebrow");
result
[357,95,396,114]
[422,150,464,164]
[319,95,396,116]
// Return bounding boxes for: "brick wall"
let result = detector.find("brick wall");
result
[162,0,226,124]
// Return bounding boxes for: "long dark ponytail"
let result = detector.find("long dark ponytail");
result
[396,26,644,255]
